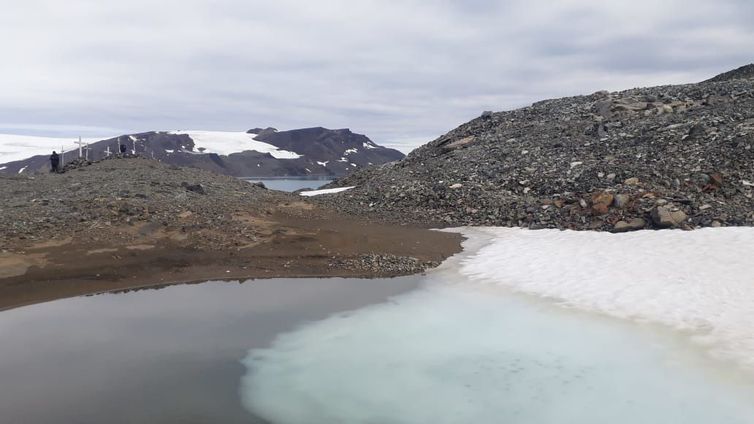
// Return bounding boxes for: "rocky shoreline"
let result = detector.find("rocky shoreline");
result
[320,65,754,232]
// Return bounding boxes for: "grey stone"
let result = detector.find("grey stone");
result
[651,206,688,228]
[613,194,630,208]
[613,218,646,232]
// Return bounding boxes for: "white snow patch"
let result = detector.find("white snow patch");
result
[0,134,102,164]
[458,227,754,370]
[299,186,355,197]
[170,131,301,159]
[129,135,138,142]
[18,166,27,174]
[0,166,6,171]
[344,148,358,155]
[363,142,377,149]
[317,161,328,167]
[337,157,348,162]
[305,168,311,173]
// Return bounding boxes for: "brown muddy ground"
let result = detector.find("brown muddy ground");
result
[0,204,461,311]
[0,158,462,310]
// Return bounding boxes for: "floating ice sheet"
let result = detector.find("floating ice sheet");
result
[241,286,754,423]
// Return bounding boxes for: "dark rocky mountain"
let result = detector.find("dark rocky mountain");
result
[704,63,754,83]
[321,65,754,231]
[0,127,404,177]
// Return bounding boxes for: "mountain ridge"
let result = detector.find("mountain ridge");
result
[0,127,404,177]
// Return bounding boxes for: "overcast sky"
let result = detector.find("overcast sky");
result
[1,0,752,151]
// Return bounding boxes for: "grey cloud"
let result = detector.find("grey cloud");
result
[0,0,752,150]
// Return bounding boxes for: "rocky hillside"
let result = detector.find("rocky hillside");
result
[0,157,284,250]
[322,65,754,231]
[0,127,404,177]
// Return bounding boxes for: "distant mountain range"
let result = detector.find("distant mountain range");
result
[0,127,404,177]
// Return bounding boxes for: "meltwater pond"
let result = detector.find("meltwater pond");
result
[0,278,420,423]
[2,229,754,423]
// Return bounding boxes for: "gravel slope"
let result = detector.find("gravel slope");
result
[322,65,754,231]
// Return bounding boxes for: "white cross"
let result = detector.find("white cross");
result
[74,137,85,158]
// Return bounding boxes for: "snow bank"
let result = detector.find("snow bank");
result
[458,227,754,369]
[299,186,354,197]
[171,131,300,159]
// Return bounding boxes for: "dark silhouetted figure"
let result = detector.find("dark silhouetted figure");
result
[119,143,127,155]
[50,151,60,173]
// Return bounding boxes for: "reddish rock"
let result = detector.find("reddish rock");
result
[591,192,614,216]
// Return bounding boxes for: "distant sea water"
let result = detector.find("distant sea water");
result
[240,177,334,192]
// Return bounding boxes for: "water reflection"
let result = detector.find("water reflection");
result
[0,277,419,424]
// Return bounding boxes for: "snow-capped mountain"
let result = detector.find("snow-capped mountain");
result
[0,127,404,177]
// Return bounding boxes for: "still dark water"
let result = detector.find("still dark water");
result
[240,178,334,192]
[0,278,419,424]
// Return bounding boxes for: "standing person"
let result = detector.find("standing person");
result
[50,151,60,173]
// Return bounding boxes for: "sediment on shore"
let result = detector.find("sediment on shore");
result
[0,158,462,310]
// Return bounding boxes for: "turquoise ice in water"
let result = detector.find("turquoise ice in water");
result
[240,285,754,424]
[240,235,754,424]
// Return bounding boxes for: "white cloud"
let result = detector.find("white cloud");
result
[1,0,752,151]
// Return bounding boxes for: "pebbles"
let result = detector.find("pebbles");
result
[329,254,438,276]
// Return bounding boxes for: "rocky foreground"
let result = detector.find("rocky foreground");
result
[322,65,754,231]
[0,158,460,309]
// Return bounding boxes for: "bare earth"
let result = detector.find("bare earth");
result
[0,159,462,310]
